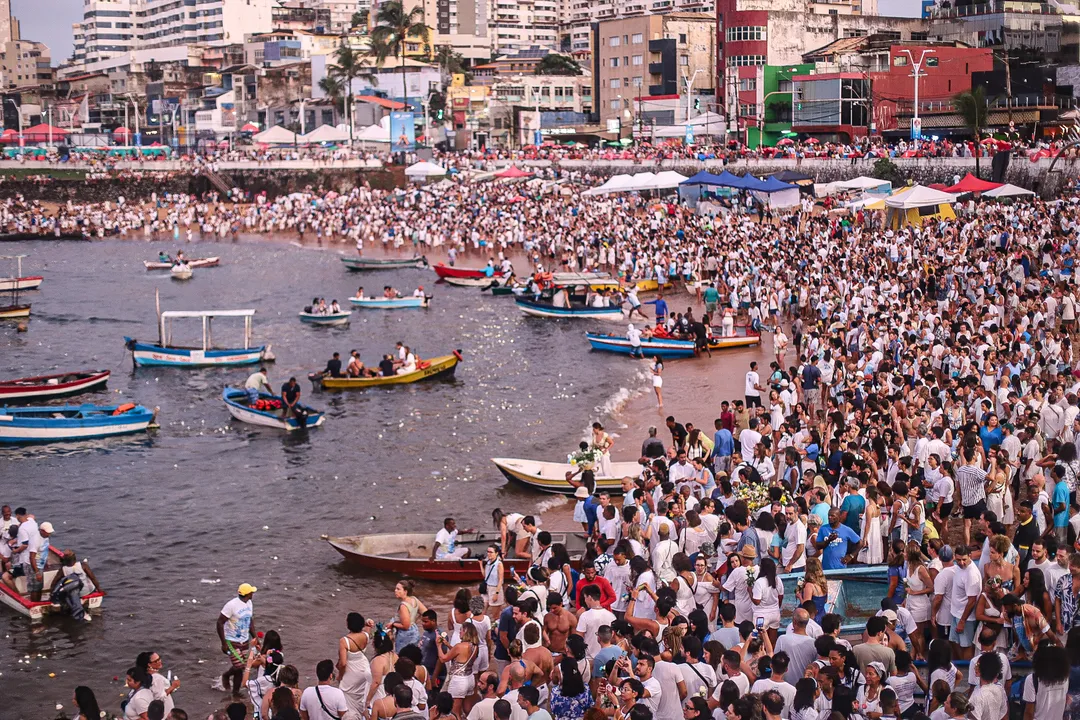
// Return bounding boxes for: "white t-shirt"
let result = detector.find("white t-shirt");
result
[969,650,1011,689]
[750,678,796,716]
[948,562,981,620]
[299,684,349,720]
[575,607,616,659]
[1021,675,1068,720]
[969,683,1008,720]
[14,518,38,566]
[641,676,663,714]
[220,597,253,644]
[652,660,686,720]
[468,697,498,720]
[886,672,919,712]
[933,565,955,626]
[434,527,459,558]
[680,662,717,700]
[124,688,154,720]
[745,371,761,397]
[752,576,784,613]
[782,520,807,569]
[151,672,175,715]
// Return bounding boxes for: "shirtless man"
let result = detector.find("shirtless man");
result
[543,592,574,655]
[522,623,554,690]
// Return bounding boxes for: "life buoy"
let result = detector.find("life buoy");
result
[113,403,136,416]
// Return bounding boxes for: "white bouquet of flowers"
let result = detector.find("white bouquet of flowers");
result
[568,448,604,470]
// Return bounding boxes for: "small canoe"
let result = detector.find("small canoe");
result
[299,311,352,326]
[341,256,428,271]
[222,387,325,431]
[349,296,430,309]
[0,275,43,291]
[0,403,156,444]
[491,457,643,494]
[0,303,31,319]
[125,338,271,367]
[585,332,696,359]
[312,352,461,389]
[144,257,219,270]
[171,266,193,280]
[322,531,587,581]
[0,232,86,242]
[488,285,525,297]
[433,263,503,280]
[0,545,105,621]
[444,277,496,288]
[516,296,624,320]
[0,370,110,403]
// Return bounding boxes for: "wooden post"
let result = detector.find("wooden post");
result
[156,289,163,346]
[202,316,208,351]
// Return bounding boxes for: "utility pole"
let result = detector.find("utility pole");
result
[685,68,704,124]
[901,48,934,150]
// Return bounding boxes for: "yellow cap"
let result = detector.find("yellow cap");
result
[238,583,258,595]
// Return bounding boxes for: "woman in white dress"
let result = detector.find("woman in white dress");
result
[903,548,934,661]
[337,613,373,720]
[467,595,492,674]
[591,422,615,479]
[858,488,884,565]
[751,558,785,647]
[652,357,664,407]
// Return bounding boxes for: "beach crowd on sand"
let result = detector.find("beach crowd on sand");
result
[15,149,1080,720]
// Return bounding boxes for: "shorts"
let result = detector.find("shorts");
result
[25,565,42,592]
[948,616,976,648]
[445,674,475,699]
[962,499,986,520]
[938,501,954,519]
[746,395,762,408]
[1055,525,1068,544]
[753,609,781,630]
[804,388,822,407]
[225,640,250,669]
[653,376,663,388]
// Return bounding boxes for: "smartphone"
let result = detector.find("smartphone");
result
[756,617,764,630]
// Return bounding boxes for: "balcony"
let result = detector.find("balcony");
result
[651,0,674,9]
[648,61,666,74]
[624,2,647,12]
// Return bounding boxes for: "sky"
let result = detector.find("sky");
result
[13,0,80,62]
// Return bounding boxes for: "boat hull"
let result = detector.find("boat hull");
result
[171,269,193,280]
[222,388,324,431]
[0,547,104,621]
[0,304,31,318]
[491,457,643,494]
[323,531,585,581]
[341,256,427,271]
[443,277,495,288]
[0,404,154,444]
[349,297,430,309]
[317,353,460,389]
[433,263,503,280]
[0,370,110,403]
[707,331,761,349]
[125,338,268,367]
[585,333,696,358]
[516,298,623,320]
[299,311,351,326]
[144,257,219,270]
[0,276,43,291]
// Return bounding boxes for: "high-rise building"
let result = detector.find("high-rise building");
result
[0,0,52,90]
[489,0,560,55]
[71,0,136,65]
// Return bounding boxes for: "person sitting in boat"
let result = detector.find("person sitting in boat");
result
[397,347,418,375]
[173,259,191,271]
[378,354,396,377]
[382,286,402,299]
[330,299,342,314]
[430,518,471,561]
[484,261,497,278]
[353,286,368,301]
[347,350,378,378]
[412,286,426,298]
[322,352,344,378]
[175,250,186,262]
[280,377,302,420]
[590,291,609,308]
[158,251,172,263]
[314,298,329,315]
[244,367,271,404]
[551,288,570,309]
[48,550,102,623]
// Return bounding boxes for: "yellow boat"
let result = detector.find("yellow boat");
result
[634,279,675,293]
[312,351,461,389]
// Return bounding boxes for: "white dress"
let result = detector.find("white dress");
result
[339,634,371,720]
[468,615,491,673]
[904,564,931,623]
[858,509,884,565]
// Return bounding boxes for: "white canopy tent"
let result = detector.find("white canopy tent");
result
[983,183,1036,198]
[253,125,304,145]
[404,161,448,178]
[355,116,391,144]
[583,174,636,195]
[622,172,658,192]
[826,176,892,194]
[884,185,957,209]
[302,124,350,143]
[651,171,689,189]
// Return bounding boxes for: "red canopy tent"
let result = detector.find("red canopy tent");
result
[0,128,17,143]
[240,123,260,133]
[19,124,69,142]
[944,173,1002,193]
[495,165,531,179]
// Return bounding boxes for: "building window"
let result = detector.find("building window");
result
[611,57,619,67]
[609,36,620,46]
[679,55,688,65]
[611,98,622,110]
[738,103,758,118]
[911,31,928,40]
[739,78,756,91]
[632,76,643,87]
[893,55,907,66]
[877,30,901,40]
[926,57,939,66]
[679,33,687,43]
[725,26,766,42]
[777,79,792,92]
[632,33,643,44]
[842,28,866,38]
[611,78,622,88]
[632,54,643,65]
[727,55,765,66]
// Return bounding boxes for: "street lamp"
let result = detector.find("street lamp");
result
[901,48,935,149]
[684,68,705,124]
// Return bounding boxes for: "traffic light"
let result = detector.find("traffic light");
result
[694,98,700,111]
[437,109,444,120]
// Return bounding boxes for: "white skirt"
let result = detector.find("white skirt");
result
[653,375,663,388]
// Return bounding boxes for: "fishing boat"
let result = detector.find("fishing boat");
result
[170,265,193,280]
[0,370,110,403]
[444,277,496,288]
[516,295,624,321]
[311,352,461,390]
[299,310,352,326]
[0,546,105,621]
[633,278,675,293]
[349,295,431,309]
[321,531,587,581]
[341,255,428,271]
[0,255,42,291]
[144,256,219,271]
[707,325,761,349]
[585,332,697,359]
[222,387,325,431]
[489,284,526,297]
[433,263,503,280]
[0,302,30,319]
[491,457,644,494]
[0,403,156,444]
[124,292,273,367]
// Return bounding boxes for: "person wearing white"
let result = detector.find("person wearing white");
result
[300,660,349,720]
[751,562,785,632]
[575,586,616,659]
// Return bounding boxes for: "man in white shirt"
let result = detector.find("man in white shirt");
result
[467,673,502,720]
[969,628,1011,691]
[774,609,817,684]
[668,452,697,488]
[750,652,796,717]
[651,525,679,583]
[647,640,687,720]
[431,518,470,561]
[299,660,349,720]
[947,546,982,660]
[745,361,763,408]
[781,505,807,573]
[739,419,763,459]
[575,585,615,658]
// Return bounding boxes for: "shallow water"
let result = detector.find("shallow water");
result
[0,239,644,717]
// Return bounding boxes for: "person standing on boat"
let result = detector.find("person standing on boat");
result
[592,423,615,479]
[216,584,258,696]
[280,378,302,420]
[245,367,271,404]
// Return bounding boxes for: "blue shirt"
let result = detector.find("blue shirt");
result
[811,502,832,525]
[815,523,861,570]
[583,495,601,535]
[593,645,626,678]
[979,425,1004,452]
[654,298,669,320]
[713,428,735,458]
[494,605,517,660]
[1054,480,1070,528]
[839,494,866,535]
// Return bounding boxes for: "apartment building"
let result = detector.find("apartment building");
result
[559,0,714,63]
[71,0,137,65]
[594,12,715,125]
[489,0,560,55]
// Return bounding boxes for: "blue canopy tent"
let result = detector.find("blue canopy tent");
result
[750,175,801,209]
[715,171,754,189]
[679,171,727,186]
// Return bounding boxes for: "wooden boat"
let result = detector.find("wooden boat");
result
[585,332,697,359]
[299,310,352,326]
[489,284,525,297]
[491,457,644,494]
[170,265,193,280]
[550,272,622,291]
[125,294,273,367]
[0,254,42,291]
[707,326,761,349]
[433,263,503,280]
[0,232,86,242]
[341,255,428,271]
[0,303,30,319]
[634,278,675,293]
[0,545,105,621]
[516,295,623,320]
[0,256,32,317]
[444,277,495,288]
[144,256,219,270]
[0,370,110,403]
[322,530,587,581]
[0,403,156,443]
[312,352,461,389]
[222,387,325,431]
[349,295,431,309]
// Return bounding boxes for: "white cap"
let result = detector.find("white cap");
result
[39,522,54,534]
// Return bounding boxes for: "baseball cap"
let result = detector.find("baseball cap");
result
[238,583,258,595]
[882,609,898,623]
[39,522,54,534]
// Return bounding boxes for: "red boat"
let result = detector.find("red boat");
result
[323,531,585,581]
[0,370,110,403]
[433,263,504,281]
[0,545,105,621]
[0,275,43,291]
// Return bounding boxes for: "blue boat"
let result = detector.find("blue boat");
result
[222,388,325,431]
[0,403,156,443]
[515,296,624,320]
[125,305,273,367]
[349,296,431,309]
[585,332,696,358]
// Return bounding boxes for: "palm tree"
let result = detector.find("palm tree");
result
[325,43,378,145]
[370,0,431,112]
[350,10,369,30]
[953,86,987,178]
[318,75,346,116]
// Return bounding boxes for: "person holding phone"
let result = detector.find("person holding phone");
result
[813,510,862,570]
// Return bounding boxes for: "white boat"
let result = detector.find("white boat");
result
[491,457,644,494]
[222,388,325,431]
[171,265,193,280]
[0,254,42,292]
[299,310,352,326]
[442,277,495,288]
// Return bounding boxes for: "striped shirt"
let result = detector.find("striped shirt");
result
[955,464,987,506]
